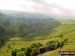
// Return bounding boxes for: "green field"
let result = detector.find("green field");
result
[0,19,75,56]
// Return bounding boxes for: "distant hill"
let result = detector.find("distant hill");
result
[0,10,51,19]
[0,10,61,42]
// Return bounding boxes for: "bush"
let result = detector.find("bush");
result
[60,34,63,38]
[46,41,57,50]
[31,43,42,48]
[37,43,43,47]
[11,49,18,56]
[46,41,54,45]
[63,38,68,44]
[46,40,64,50]
[39,46,46,53]
[30,48,40,56]
[17,51,26,56]
[8,45,11,49]
[21,48,25,51]
[25,47,32,56]
[46,43,56,50]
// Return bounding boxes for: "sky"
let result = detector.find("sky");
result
[0,0,75,16]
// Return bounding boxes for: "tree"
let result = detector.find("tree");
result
[21,48,25,51]
[46,41,54,45]
[39,46,46,53]
[46,43,56,50]
[58,42,64,48]
[17,51,26,56]
[25,47,32,56]
[30,48,40,56]
[63,38,68,44]
[8,45,11,49]
[37,43,43,47]
[0,40,4,45]
[31,43,42,48]
[46,40,62,50]
[60,34,63,38]
[11,49,17,56]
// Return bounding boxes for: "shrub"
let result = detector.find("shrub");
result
[37,43,43,47]
[8,45,11,49]
[31,43,43,48]
[11,49,18,56]
[46,40,64,50]
[63,38,68,44]
[21,48,25,51]
[60,34,63,38]
[47,43,57,50]
[39,46,46,53]
[46,41,54,45]
[25,47,32,56]
[30,48,40,56]
[17,51,26,56]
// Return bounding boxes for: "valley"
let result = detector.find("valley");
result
[0,11,75,56]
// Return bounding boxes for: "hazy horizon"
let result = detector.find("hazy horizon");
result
[0,0,75,17]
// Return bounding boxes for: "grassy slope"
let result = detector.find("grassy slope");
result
[0,19,75,56]
[38,32,75,56]
[38,19,75,56]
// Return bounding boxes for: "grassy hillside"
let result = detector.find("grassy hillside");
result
[0,11,61,47]
[0,19,75,56]
[38,32,75,56]
[0,12,60,37]
[38,19,75,56]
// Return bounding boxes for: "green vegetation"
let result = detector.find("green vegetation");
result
[4,40,65,56]
[0,12,61,46]
[0,11,75,56]
[17,51,25,56]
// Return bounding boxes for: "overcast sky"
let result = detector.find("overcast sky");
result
[0,0,75,16]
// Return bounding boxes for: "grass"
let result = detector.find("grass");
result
[37,19,75,56]
[0,19,75,56]
[38,32,75,56]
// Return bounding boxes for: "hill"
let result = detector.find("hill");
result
[0,18,75,56]
[0,10,75,56]
[0,11,61,45]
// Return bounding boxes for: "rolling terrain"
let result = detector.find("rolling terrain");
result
[0,11,61,43]
[0,11,75,56]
